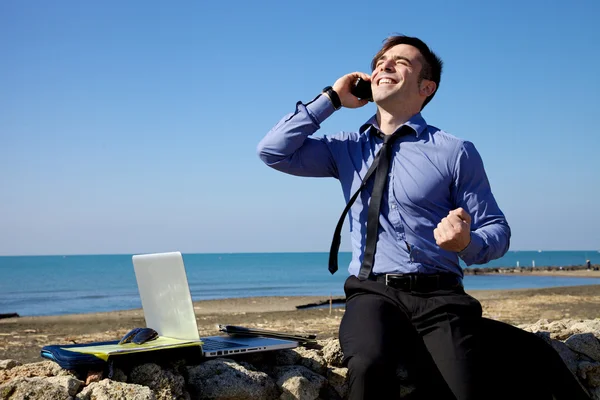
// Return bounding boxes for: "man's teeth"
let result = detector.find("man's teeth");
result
[379,78,394,84]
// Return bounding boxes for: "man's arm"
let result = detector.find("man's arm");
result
[257,72,371,178]
[454,141,511,265]
[434,141,511,265]
[257,94,340,178]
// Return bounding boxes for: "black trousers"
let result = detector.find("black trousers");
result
[338,276,591,400]
[339,275,482,400]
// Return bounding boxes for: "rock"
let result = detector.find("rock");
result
[274,349,302,366]
[589,386,600,400]
[320,339,344,367]
[533,331,551,343]
[110,367,128,383]
[521,319,600,341]
[550,338,580,374]
[187,358,279,400]
[0,361,74,385]
[231,349,300,372]
[570,321,600,338]
[85,370,103,385]
[0,360,21,371]
[0,376,71,400]
[326,367,348,399]
[46,376,84,396]
[579,361,600,388]
[128,363,187,400]
[520,319,578,340]
[1,319,599,399]
[293,347,327,375]
[76,378,156,400]
[566,334,600,361]
[274,365,326,400]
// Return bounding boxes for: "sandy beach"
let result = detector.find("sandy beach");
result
[1,284,599,365]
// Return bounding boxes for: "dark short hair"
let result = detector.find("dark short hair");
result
[371,35,443,109]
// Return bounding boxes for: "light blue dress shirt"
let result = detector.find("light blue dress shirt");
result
[257,94,511,278]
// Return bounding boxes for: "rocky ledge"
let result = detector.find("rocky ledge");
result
[1,319,600,400]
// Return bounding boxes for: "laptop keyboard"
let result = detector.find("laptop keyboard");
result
[201,338,249,351]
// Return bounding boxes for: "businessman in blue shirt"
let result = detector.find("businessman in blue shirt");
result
[258,35,510,399]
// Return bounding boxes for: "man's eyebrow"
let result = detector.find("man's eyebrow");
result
[376,55,413,65]
[392,55,412,65]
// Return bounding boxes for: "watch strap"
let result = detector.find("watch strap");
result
[322,86,342,110]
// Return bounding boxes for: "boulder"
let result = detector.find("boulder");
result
[0,376,71,400]
[76,379,155,400]
[46,376,84,396]
[274,365,326,400]
[566,333,600,362]
[0,361,74,385]
[0,361,21,371]
[549,338,580,374]
[293,348,327,376]
[320,339,344,368]
[326,367,348,399]
[186,358,279,400]
[578,361,600,388]
[2,318,600,399]
[128,363,187,400]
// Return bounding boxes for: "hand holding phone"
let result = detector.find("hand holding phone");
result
[331,72,371,108]
[350,78,373,102]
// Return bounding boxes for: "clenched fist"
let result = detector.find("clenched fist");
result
[434,208,472,252]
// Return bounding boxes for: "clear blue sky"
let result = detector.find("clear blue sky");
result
[1,0,599,255]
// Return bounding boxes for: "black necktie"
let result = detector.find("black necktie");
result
[328,125,412,277]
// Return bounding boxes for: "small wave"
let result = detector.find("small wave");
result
[76,294,111,300]
[190,286,303,294]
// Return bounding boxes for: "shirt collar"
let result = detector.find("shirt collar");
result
[359,113,428,138]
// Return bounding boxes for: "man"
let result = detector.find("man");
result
[257,36,510,399]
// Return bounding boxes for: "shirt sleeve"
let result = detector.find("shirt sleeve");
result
[256,94,340,178]
[452,141,511,265]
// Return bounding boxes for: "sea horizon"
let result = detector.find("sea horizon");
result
[2,249,599,257]
[1,251,599,317]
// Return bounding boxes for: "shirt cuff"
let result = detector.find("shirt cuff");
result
[306,93,336,125]
[458,232,485,266]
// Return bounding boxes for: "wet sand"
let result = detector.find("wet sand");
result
[1,285,600,364]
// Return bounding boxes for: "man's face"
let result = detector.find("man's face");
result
[370,44,425,107]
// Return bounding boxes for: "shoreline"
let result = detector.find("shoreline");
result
[3,268,600,319]
[2,284,600,364]
[2,281,600,321]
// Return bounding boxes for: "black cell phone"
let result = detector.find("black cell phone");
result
[350,78,373,101]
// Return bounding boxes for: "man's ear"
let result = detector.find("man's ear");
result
[420,80,437,97]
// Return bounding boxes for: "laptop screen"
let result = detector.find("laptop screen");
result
[132,252,200,341]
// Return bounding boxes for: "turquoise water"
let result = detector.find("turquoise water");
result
[0,251,599,316]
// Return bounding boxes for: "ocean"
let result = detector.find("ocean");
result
[1,251,599,317]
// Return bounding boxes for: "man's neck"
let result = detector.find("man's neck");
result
[376,108,418,135]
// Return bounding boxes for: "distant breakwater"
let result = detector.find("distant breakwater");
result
[464,264,599,275]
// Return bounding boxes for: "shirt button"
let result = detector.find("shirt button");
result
[391,204,397,209]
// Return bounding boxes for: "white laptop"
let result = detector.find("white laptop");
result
[131,251,298,357]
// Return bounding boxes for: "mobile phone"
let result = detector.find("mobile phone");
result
[350,78,373,101]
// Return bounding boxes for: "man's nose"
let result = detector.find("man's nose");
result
[379,59,395,72]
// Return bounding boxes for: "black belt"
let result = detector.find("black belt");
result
[371,273,463,292]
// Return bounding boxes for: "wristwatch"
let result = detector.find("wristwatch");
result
[322,86,342,110]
